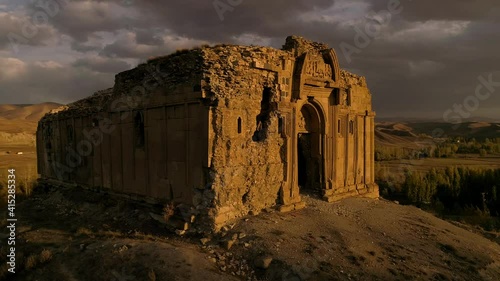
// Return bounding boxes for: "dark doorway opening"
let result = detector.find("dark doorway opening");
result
[297,103,323,196]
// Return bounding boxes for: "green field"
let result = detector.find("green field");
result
[376,155,500,184]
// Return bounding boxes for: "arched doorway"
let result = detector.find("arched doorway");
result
[296,102,325,194]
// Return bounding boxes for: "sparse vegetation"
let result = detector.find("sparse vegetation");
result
[376,137,500,161]
[39,249,53,264]
[25,254,38,270]
[378,166,500,231]
[0,167,38,209]
[433,137,500,158]
[17,249,54,273]
[163,202,175,222]
[76,227,94,237]
[148,269,157,281]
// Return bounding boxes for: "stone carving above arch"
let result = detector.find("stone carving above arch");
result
[303,53,333,80]
[292,49,341,100]
[299,49,341,82]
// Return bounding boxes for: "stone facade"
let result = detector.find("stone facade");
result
[37,36,378,232]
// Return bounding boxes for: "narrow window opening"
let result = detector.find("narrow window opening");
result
[332,88,340,105]
[134,111,145,148]
[67,125,74,143]
[278,117,284,135]
[252,87,275,142]
[237,117,242,134]
[338,119,341,134]
[44,123,53,152]
[349,120,354,134]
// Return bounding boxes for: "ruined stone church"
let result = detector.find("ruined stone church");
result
[37,36,378,231]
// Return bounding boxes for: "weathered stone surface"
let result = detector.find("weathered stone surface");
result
[37,35,378,233]
[200,237,211,245]
[254,255,273,269]
[222,238,237,250]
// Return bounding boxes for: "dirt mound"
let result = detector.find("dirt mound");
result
[6,187,242,281]
[4,187,500,281]
[226,195,500,280]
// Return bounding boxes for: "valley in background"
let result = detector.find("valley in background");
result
[0,103,499,280]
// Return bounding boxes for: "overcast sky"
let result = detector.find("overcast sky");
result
[1,0,499,119]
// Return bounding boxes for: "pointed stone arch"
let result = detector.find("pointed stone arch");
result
[325,48,341,82]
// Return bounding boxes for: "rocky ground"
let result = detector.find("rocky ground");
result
[1,186,499,281]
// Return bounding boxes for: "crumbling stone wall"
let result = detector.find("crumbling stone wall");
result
[37,36,379,233]
[201,45,294,226]
[200,37,378,229]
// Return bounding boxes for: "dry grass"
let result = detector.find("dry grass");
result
[148,269,156,281]
[0,143,39,209]
[0,264,9,280]
[163,202,175,222]
[0,166,38,210]
[96,230,123,239]
[25,254,38,270]
[23,249,53,271]
[75,227,94,237]
[39,249,53,264]
[377,156,500,180]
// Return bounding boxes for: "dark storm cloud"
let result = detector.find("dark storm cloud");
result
[98,31,208,59]
[0,58,113,104]
[334,16,500,118]
[1,0,499,119]
[133,0,335,42]
[135,29,164,46]
[367,0,500,22]
[24,0,141,42]
[0,11,56,50]
[70,40,101,53]
[72,56,131,73]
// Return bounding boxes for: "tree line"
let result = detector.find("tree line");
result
[375,138,500,161]
[377,166,500,230]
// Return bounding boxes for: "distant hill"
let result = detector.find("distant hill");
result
[376,117,500,123]
[375,122,434,149]
[0,103,63,144]
[0,102,62,122]
[0,103,498,147]
[375,121,500,149]
[405,121,500,140]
